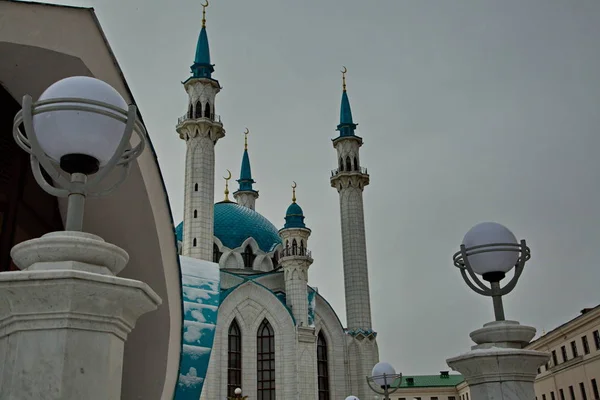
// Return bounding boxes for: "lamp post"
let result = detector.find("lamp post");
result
[0,76,161,400]
[446,222,549,400]
[366,362,402,400]
[227,387,248,400]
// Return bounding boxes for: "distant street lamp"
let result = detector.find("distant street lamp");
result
[452,221,531,321]
[366,362,402,400]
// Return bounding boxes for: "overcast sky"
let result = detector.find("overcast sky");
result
[42,0,600,374]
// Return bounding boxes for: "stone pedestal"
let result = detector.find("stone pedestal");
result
[446,320,549,400]
[0,231,161,400]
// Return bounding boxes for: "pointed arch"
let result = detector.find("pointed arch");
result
[345,156,352,172]
[242,245,255,269]
[292,239,298,255]
[194,101,202,118]
[317,331,330,400]
[227,319,242,397]
[339,157,344,171]
[354,156,359,171]
[300,240,305,256]
[204,102,211,119]
[257,319,275,399]
[188,103,193,118]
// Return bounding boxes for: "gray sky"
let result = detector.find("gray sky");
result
[43,0,600,374]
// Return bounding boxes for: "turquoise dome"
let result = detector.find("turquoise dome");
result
[283,202,306,229]
[176,202,282,252]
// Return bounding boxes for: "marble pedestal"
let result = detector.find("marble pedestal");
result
[447,321,549,400]
[0,231,161,400]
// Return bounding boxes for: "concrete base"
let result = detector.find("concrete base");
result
[447,321,549,400]
[0,231,161,400]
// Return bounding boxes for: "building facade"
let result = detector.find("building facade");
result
[174,4,379,399]
[528,305,600,400]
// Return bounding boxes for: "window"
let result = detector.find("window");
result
[431,397,438,400]
[580,382,587,400]
[552,350,558,366]
[466,394,469,400]
[242,245,255,269]
[194,101,202,118]
[354,156,359,171]
[317,331,330,400]
[213,243,222,263]
[194,183,198,191]
[592,379,599,400]
[449,397,456,400]
[571,341,578,357]
[292,239,298,255]
[551,391,556,400]
[194,209,197,218]
[300,240,305,255]
[559,389,565,400]
[257,319,275,400]
[227,320,242,397]
[582,335,590,355]
[543,394,547,400]
[593,330,600,350]
[345,156,352,171]
[339,158,344,171]
[561,345,568,362]
[188,103,193,118]
[538,367,542,374]
[569,386,575,400]
[193,238,197,247]
[203,102,211,119]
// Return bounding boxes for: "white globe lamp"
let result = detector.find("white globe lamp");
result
[234,388,242,395]
[371,362,396,387]
[345,396,360,400]
[32,76,128,175]
[462,222,519,280]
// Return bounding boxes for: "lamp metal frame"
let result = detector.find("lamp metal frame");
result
[366,372,402,400]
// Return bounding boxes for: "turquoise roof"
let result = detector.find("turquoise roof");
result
[236,149,256,192]
[336,90,358,138]
[176,202,281,252]
[191,26,215,79]
[283,202,306,229]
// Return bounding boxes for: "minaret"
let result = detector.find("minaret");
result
[233,128,259,210]
[330,67,372,331]
[178,0,225,261]
[278,183,313,326]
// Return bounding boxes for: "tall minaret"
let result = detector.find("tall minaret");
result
[233,129,259,210]
[278,183,313,326]
[330,69,378,400]
[178,1,225,261]
[330,67,372,331]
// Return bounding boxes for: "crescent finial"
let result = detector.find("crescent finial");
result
[201,0,209,27]
[292,181,297,189]
[224,169,232,181]
[291,181,297,203]
[341,66,347,74]
[202,0,209,7]
[244,128,249,149]
[341,66,347,92]
[223,169,231,201]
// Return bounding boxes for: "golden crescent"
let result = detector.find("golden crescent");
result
[202,0,209,7]
[341,66,347,74]
[292,181,297,189]
[224,169,231,180]
[244,127,249,135]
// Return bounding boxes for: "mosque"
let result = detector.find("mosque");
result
[174,3,380,399]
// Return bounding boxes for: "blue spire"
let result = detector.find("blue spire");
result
[336,68,358,137]
[191,3,215,79]
[283,183,306,229]
[237,130,256,192]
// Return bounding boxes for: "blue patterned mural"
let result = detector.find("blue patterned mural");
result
[174,256,221,399]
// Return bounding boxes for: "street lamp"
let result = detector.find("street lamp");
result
[12,75,147,232]
[366,362,402,400]
[227,387,248,400]
[452,222,531,321]
[345,396,360,400]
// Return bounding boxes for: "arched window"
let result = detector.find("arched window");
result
[204,102,211,119]
[317,331,330,400]
[345,156,352,172]
[354,156,359,171]
[188,103,193,118]
[300,240,305,256]
[257,319,275,399]
[194,101,202,118]
[193,209,197,218]
[213,243,222,263]
[242,245,255,269]
[194,183,198,191]
[292,239,298,255]
[271,251,279,269]
[193,238,197,247]
[227,320,242,397]
[339,158,344,172]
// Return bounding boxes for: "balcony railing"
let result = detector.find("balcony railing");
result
[178,112,222,125]
[331,166,368,177]
[279,247,312,259]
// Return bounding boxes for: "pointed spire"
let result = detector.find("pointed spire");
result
[191,0,215,79]
[337,66,358,137]
[237,128,256,192]
[223,169,232,202]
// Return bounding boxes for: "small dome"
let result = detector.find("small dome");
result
[283,202,306,229]
[176,202,281,253]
